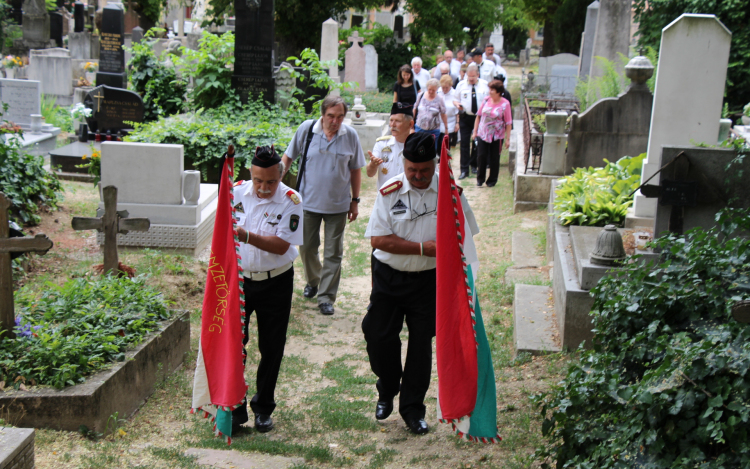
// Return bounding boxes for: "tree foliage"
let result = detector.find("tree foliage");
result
[633,0,750,111]
[401,0,504,49]
[552,0,589,55]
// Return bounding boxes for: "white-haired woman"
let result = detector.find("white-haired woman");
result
[411,57,431,90]
[414,78,448,154]
[438,74,459,148]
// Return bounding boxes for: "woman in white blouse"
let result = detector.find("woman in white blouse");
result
[437,74,459,149]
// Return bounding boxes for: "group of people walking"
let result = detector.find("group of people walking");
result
[394,44,513,186]
[223,42,507,439]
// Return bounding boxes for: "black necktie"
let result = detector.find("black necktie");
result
[471,85,477,114]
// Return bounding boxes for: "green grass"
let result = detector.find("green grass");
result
[150,447,203,469]
[368,448,398,468]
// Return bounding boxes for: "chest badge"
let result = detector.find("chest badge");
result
[382,167,388,175]
[234,202,244,214]
[290,214,300,232]
[391,199,407,214]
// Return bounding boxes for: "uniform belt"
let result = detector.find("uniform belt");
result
[245,262,293,281]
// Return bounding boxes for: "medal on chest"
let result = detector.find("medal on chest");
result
[381,146,391,163]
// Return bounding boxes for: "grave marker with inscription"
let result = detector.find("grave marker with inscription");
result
[96,3,127,89]
[83,85,144,133]
[0,79,41,128]
[232,0,275,103]
[345,32,366,92]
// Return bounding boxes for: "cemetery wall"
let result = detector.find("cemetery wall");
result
[0,427,34,469]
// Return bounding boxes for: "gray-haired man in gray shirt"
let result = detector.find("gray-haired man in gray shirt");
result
[282,96,366,316]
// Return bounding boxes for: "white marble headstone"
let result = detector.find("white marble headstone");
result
[321,18,339,76]
[589,0,630,79]
[579,1,599,78]
[0,79,40,126]
[100,142,184,205]
[364,44,378,91]
[27,48,73,97]
[633,14,731,217]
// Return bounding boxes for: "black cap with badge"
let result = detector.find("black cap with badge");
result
[403,132,436,162]
[252,145,281,168]
[391,102,413,117]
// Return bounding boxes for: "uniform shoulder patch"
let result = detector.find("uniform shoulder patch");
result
[233,180,245,187]
[379,180,403,196]
[286,189,301,205]
[375,135,391,142]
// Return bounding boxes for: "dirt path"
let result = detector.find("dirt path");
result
[18,148,567,469]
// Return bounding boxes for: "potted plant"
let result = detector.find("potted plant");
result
[70,102,92,136]
[84,62,97,85]
[2,55,22,79]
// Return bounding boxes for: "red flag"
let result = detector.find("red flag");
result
[192,153,248,442]
[436,135,478,419]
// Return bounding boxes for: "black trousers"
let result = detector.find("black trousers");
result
[477,139,502,186]
[232,267,294,424]
[362,257,436,421]
[458,114,478,172]
[438,131,458,149]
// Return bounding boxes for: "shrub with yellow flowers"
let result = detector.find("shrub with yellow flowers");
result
[76,144,101,185]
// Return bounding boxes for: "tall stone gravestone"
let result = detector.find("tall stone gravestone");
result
[97,3,127,89]
[232,0,275,103]
[320,18,339,78]
[74,2,85,31]
[50,10,63,47]
[345,31,366,92]
[578,1,599,78]
[21,0,50,48]
[633,14,731,218]
[364,44,378,91]
[83,85,144,133]
[28,49,73,97]
[589,0,630,79]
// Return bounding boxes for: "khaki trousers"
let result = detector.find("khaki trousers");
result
[300,210,348,305]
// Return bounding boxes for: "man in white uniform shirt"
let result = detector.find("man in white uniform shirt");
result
[363,133,479,435]
[470,47,496,84]
[411,57,431,91]
[231,146,304,434]
[454,63,489,179]
[366,103,414,189]
[482,43,502,67]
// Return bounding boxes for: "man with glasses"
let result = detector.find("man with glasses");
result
[282,96,366,316]
[362,132,478,435]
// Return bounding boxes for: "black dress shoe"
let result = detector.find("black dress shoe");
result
[405,416,429,435]
[477,181,483,187]
[303,285,318,298]
[319,303,335,315]
[471,167,478,174]
[487,182,496,188]
[375,400,393,420]
[254,413,274,433]
[458,172,468,180]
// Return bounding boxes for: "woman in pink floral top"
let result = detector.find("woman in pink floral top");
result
[471,80,512,187]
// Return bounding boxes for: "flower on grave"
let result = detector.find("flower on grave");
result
[84,62,97,72]
[70,102,93,120]
[0,121,22,133]
[2,55,22,69]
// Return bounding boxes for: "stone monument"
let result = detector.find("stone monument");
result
[588,0,630,79]
[49,10,64,47]
[320,18,339,78]
[232,0,275,103]
[83,85,144,133]
[20,0,50,49]
[364,44,378,91]
[27,48,73,99]
[578,1,599,78]
[96,3,127,89]
[345,31,366,92]
[633,14,731,218]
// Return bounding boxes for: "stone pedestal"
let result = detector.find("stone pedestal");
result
[343,118,387,155]
[540,134,566,175]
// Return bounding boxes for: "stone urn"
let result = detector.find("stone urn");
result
[351,95,367,126]
[590,225,627,266]
[625,55,654,91]
[30,114,43,134]
[182,170,201,205]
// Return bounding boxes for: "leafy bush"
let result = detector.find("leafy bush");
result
[534,207,750,468]
[375,40,419,93]
[554,154,645,226]
[284,48,350,115]
[40,95,73,133]
[0,105,62,226]
[126,100,306,180]
[1,275,173,389]
[341,90,393,114]
[176,31,237,109]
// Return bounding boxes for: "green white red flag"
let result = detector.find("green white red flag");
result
[435,136,501,443]
[191,152,248,444]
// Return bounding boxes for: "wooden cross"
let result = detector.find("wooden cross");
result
[348,31,363,48]
[0,193,53,339]
[72,185,150,276]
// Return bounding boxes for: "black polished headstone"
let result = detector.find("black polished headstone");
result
[131,25,143,44]
[232,0,275,104]
[82,85,144,133]
[74,2,85,32]
[10,0,22,24]
[96,4,127,88]
[50,11,63,47]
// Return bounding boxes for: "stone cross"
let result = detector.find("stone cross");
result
[0,193,53,340]
[72,185,150,276]
[347,31,363,47]
[345,31,366,92]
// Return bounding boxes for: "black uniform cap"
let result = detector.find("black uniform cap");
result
[391,102,413,117]
[252,145,281,168]
[403,132,436,162]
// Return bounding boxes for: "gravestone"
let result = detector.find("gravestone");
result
[131,25,144,44]
[27,49,73,98]
[74,1,85,32]
[320,18,339,78]
[10,0,22,25]
[96,142,218,254]
[0,193,53,339]
[232,0,275,103]
[394,15,404,40]
[83,85,144,133]
[538,53,579,87]
[49,10,63,47]
[589,0,630,79]
[69,30,92,59]
[548,64,578,96]
[0,79,41,128]
[578,1,599,78]
[96,3,127,89]
[345,31,366,92]
[364,44,378,91]
[21,0,50,49]
[633,14,731,218]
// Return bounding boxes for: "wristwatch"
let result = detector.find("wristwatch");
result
[352,197,360,203]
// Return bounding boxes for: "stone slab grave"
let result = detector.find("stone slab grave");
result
[97,3,127,89]
[232,0,275,103]
[548,64,578,97]
[537,53,579,87]
[48,141,100,181]
[633,14,731,218]
[0,427,35,469]
[0,78,60,158]
[27,48,73,104]
[96,141,218,254]
[513,284,560,355]
[345,31,366,92]
[84,84,144,134]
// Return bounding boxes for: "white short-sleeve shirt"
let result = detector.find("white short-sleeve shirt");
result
[455,79,490,116]
[370,136,405,190]
[365,172,479,272]
[233,181,304,273]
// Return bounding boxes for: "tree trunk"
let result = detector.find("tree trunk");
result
[541,17,556,57]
